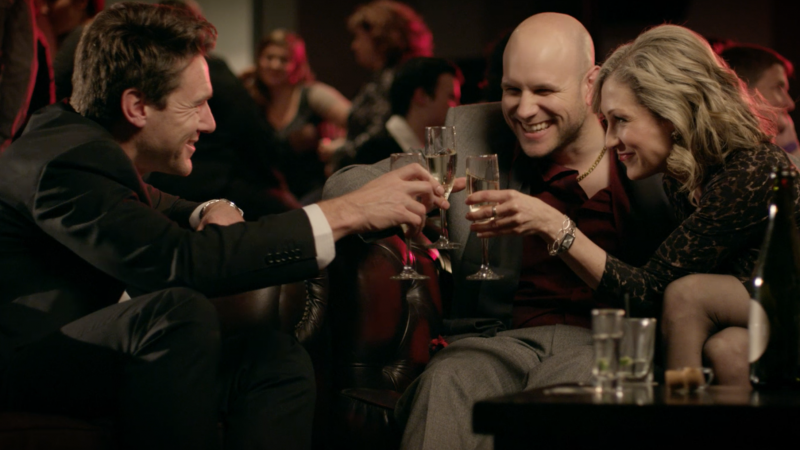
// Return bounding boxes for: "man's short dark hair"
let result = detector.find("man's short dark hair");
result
[71,2,216,126]
[390,57,459,116]
[718,44,794,87]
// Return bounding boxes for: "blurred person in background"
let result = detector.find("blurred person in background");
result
[37,0,104,100]
[720,43,800,160]
[350,56,461,165]
[1,0,54,151]
[321,0,433,172]
[241,29,351,203]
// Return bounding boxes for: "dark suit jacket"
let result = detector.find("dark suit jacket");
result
[0,103,319,357]
[351,127,404,166]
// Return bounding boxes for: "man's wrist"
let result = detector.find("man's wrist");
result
[317,197,360,242]
[200,198,244,219]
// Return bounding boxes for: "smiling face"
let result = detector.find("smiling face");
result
[135,55,216,176]
[501,38,592,159]
[257,43,294,87]
[599,76,673,180]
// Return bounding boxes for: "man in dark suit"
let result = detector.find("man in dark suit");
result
[351,57,461,165]
[0,4,448,450]
[324,13,676,450]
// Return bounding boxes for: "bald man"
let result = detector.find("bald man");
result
[324,13,674,450]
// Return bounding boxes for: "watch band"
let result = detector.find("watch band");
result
[200,198,244,219]
[547,215,576,256]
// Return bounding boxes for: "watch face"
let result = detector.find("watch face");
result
[561,234,575,252]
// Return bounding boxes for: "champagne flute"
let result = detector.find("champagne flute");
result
[423,126,460,249]
[389,152,430,281]
[465,154,503,281]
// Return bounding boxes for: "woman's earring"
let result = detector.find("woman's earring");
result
[671,130,682,145]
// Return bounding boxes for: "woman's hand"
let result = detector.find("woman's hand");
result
[465,189,564,240]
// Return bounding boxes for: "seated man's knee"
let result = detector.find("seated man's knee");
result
[420,347,492,391]
[143,287,216,322]
[133,287,220,346]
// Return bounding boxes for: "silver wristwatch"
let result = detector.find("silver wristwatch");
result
[547,215,576,256]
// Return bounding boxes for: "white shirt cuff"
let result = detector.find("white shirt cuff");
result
[189,201,213,229]
[303,203,336,269]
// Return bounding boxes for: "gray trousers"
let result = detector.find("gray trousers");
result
[395,325,594,450]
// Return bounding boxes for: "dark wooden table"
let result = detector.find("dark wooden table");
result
[473,384,800,449]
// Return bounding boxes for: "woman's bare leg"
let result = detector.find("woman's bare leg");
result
[703,326,750,387]
[662,274,749,376]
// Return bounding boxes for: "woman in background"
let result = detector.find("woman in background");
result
[241,29,351,202]
[321,0,433,171]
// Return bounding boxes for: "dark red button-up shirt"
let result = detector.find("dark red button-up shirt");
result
[512,149,629,330]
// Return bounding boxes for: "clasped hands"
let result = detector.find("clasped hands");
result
[359,166,560,241]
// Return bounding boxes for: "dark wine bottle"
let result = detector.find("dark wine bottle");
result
[750,167,800,388]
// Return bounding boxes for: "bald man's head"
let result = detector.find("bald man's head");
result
[500,13,600,159]
[505,13,595,77]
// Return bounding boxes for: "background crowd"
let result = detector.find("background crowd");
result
[3,0,798,214]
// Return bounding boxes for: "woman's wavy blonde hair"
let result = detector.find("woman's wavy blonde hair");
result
[592,24,775,204]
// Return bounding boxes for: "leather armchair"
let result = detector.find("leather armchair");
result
[310,231,447,450]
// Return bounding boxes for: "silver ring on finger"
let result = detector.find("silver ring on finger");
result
[492,205,498,218]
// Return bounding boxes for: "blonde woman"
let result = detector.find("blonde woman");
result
[241,29,351,200]
[467,24,799,386]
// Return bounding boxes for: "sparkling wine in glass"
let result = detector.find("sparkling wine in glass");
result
[389,152,430,281]
[424,126,460,250]
[465,154,503,281]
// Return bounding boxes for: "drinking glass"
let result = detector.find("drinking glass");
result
[465,154,503,280]
[389,152,430,281]
[423,126,460,250]
[591,308,625,390]
[617,318,657,385]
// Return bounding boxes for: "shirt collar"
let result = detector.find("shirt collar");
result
[386,115,424,152]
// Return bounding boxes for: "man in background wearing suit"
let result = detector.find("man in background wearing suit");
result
[0,3,448,450]
[324,12,674,450]
[719,43,800,157]
[350,57,461,165]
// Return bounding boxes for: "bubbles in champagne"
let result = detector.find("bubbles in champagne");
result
[426,150,457,199]
[467,173,499,223]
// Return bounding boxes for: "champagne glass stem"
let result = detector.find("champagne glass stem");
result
[481,237,490,269]
[439,207,450,241]
[404,236,414,270]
